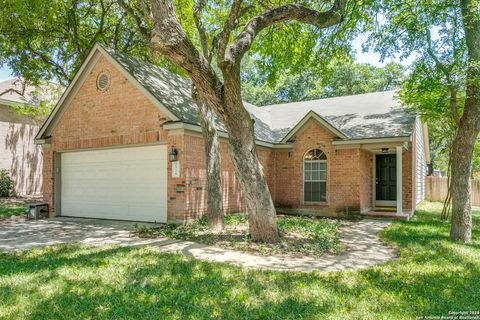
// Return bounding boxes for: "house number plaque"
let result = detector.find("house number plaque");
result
[172,161,180,178]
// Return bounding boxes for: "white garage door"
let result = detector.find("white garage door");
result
[61,145,168,222]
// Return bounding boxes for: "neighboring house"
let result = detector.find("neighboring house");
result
[35,43,430,222]
[0,78,45,196]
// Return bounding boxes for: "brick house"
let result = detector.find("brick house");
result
[35,43,430,222]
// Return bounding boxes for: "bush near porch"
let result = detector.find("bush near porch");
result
[0,202,479,319]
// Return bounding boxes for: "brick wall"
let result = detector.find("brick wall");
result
[359,149,373,211]
[403,146,413,210]
[42,56,272,221]
[273,120,367,213]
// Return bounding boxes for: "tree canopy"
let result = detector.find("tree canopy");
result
[0,0,148,86]
[241,57,405,106]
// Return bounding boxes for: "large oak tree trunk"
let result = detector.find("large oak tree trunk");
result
[220,73,279,243]
[450,115,478,242]
[196,99,224,231]
[226,110,278,242]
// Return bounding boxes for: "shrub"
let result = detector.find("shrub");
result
[0,169,14,197]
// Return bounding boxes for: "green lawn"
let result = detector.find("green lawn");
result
[0,202,479,319]
[0,206,26,219]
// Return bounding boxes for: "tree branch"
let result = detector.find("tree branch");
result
[117,0,150,39]
[449,86,461,125]
[222,1,346,66]
[217,0,244,61]
[425,29,451,78]
[150,0,224,112]
[425,29,461,125]
[25,43,70,83]
[193,0,211,62]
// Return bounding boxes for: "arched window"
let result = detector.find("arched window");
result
[304,149,327,202]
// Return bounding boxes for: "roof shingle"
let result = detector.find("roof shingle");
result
[106,45,416,143]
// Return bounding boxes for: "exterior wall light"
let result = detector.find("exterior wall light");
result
[381,148,389,154]
[169,147,178,162]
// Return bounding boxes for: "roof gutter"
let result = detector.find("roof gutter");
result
[161,122,288,149]
[34,137,51,146]
[0,97,29,107]
[331,136,412,145]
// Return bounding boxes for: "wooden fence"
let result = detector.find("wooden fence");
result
[425,176,480,206]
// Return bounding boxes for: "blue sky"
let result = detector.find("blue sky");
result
[0,36,415,81]
[0,66,14,81]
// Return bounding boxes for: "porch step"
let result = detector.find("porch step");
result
[373,206,397,212]
[362,210,413,220]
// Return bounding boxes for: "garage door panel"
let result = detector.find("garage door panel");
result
[61,145,167,222]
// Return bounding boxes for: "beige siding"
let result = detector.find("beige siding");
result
[414,118,427,205]
[0,105,43,196]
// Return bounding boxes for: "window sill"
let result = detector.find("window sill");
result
[303,201,328,206]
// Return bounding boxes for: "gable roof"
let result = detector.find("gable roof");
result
[281,110,349,142]
[0,78,60,107]
[36,43,416,145]
[248,91,416,142]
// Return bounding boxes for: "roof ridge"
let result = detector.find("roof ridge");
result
[260,90,398,109]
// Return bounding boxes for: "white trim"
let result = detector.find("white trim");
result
[332,136,411,146]
[34,137,51,145]
[396,145,403,214]
[35,43,180,143]
[162,121,280,149]
[374,152,403,209]
[376,200,397,207]
[302,148,328,204]
[0,97,29,107]
[281,110,348,143]
[422,121,431,164]
[53,140,167,153]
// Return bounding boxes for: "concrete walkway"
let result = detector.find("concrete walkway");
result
[0,217,397,272]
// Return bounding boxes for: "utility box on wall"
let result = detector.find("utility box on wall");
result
[28,203,49,220]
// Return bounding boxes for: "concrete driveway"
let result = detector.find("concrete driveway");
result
[0,217,167,252]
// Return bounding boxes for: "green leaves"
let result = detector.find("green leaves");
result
[241,56,405,106]
[0,0,148,85]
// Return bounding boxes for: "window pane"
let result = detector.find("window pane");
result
[311,182,321,201]
[304,182,312,201]
[320,182,326,201]
[304,150,327,202]
[320,171,327,181]
[305,150,314,160]
[304,171,311,180]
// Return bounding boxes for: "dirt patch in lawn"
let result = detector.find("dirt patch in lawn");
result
[134,214,344,257]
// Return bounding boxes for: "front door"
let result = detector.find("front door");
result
[376,154,396,205]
